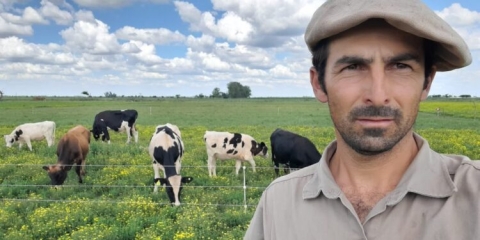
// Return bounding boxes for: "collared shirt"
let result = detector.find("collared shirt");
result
[244,133,480,240]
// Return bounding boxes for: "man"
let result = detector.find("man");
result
[245,0,479,239]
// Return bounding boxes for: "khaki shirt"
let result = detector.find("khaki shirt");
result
[245,133,480,240]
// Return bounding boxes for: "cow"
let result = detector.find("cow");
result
[203,131,268,177]
[91,109,138,144]
[4,121,56,151]
[149,123,193,206]
[43,125,90,185]
[270,128,322,177]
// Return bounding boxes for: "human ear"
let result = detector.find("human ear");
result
[421,66,437,100]
[310,67,328,103]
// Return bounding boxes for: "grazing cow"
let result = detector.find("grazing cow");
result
[4,121,56,151]
[91,109,138,144]
[149,123,193,206]
[43,125,90,185]
[203,131,268,177]
[270,128,322,176]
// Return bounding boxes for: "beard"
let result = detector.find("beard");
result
[334,105,415,156]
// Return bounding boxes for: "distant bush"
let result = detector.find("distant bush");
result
[32,96,46,101]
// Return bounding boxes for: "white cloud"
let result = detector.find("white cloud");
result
[40,0,73,25]
[115,26,186,45]
[436,3,480,26]
[73,0,168,8]
[74,9,95,23]
[435,4,480,50]
[60,19,139,55]
[185,34,215,52]
[0,6,48,25]
[175,0,324,47]
[126,40,164,65]
[0,16,32,37]
[0,36,76,65]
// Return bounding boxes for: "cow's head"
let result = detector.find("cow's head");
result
[90,128,101,141]
[42,165,68,185]
[251,141,269,158]
[155,175,193,206]
[4,129,22,147]
[4,134,15,147]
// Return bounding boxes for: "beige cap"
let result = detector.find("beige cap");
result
[305,0,472,71]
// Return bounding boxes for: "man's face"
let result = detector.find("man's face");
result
[311,21,435,155]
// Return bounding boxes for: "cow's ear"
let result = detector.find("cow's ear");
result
[259,142,266,147]
[15,130,23,136]
[42,165,50,171]
[182,177,194,183]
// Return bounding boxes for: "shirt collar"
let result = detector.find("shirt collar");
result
[302,133,457,200]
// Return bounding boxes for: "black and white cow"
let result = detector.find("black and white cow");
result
[91,109,138,144]
[149,123,193,206]
[270,128,322,176]
[204,131,268,177]
[4,121,56,151]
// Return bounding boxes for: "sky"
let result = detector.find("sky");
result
[0,0,479,97]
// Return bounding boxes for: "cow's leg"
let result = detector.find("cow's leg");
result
[46,132,54,147]
[235,160,242,175]
[274,162,280,177]
[75,164,83,183]
[18,141,23,150]
[246,158,256,173]
[125,126,131,144]
[153,163,161,193]
[207,156,216,177]
[25,138,33,151]
[104,129,111,144]
[132,125,138,143]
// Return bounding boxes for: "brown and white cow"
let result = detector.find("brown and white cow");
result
[149,123,193,206]
[4,121,56,151]
[203,131,268,177]
[43,125,90,185]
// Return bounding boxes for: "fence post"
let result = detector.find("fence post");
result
[243,165,247,213]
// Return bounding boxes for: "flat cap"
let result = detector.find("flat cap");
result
[305,0,472,71]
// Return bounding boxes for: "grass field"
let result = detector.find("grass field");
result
[1,98,480,239]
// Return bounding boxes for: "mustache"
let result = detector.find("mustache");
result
[349,106,401,120]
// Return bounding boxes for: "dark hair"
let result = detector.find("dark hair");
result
[311,39,435,94]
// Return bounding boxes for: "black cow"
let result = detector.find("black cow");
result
[270,128,322,177]
[149,123,193,206]
[91,109,138,144]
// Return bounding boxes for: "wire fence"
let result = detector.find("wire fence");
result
[0,164,284,210]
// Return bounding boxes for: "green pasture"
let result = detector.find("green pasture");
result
[0,98,479,239]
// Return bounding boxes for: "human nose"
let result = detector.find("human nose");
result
[363,67,390,106]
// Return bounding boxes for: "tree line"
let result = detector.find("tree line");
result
[196,81,251,99]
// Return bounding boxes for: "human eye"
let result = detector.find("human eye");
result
[343,64,360,71]
[393,63,411,70]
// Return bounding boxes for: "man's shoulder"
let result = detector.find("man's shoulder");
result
[437,153,480,174]
[436,153,480,188]
[265,163,319,191]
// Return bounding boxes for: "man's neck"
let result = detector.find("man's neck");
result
[329,131,419,222]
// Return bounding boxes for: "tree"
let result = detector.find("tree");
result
[210,87,222,98]
[0,90,3,100]
[81,91,91,97]
[104,91,117,98]
[227,82,251,98]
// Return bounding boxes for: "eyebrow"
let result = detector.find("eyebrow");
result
[384,53,421,64]
[334,56,373,67]
[334,53,421,67]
